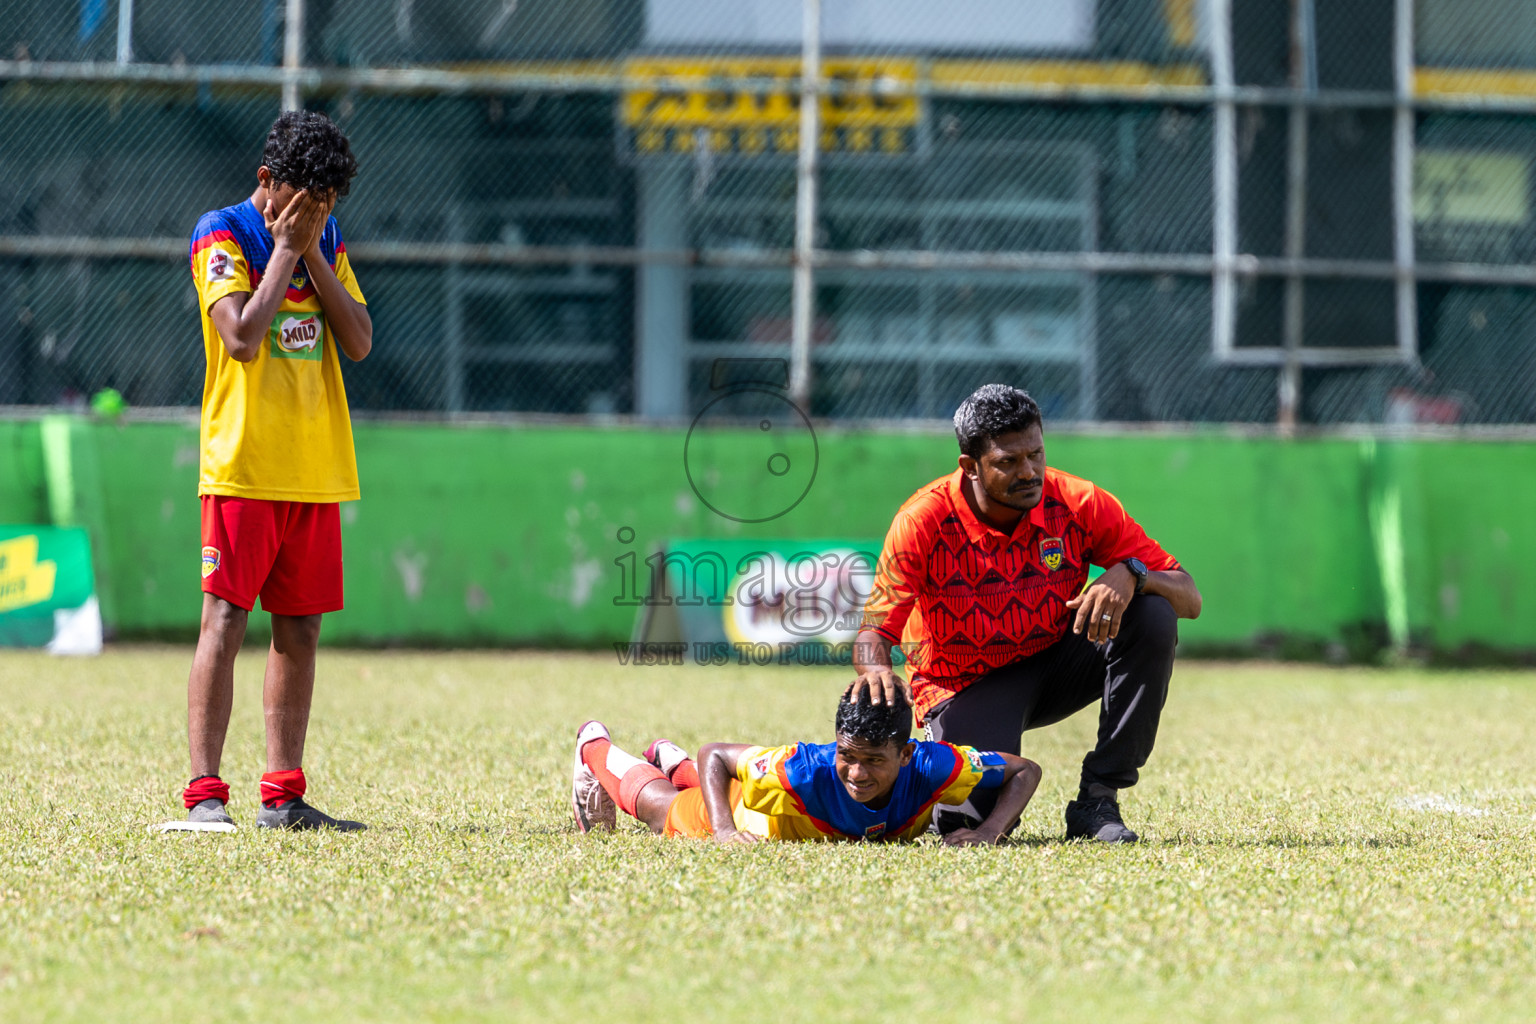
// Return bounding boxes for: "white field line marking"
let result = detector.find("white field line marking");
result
[1394,794,1490,816]
[152,820,238,833]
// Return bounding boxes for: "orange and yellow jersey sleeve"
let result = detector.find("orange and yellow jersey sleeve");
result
[190,200,364,503]
[939,745,1008,803]
[735,744,838,841]
[893,743,1010,840]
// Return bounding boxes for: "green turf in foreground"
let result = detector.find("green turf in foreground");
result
[1,648,1533,1022]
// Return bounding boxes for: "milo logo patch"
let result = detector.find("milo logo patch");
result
[280,316,319,351]
[269,311,324,361]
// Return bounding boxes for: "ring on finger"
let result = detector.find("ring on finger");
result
[1100,613,1112,622]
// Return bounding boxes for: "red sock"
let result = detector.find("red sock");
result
[581,738,666,816]
[669,760,700,790]
[183,775,230,808]
[260,768,307,809]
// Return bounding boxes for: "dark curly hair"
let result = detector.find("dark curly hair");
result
[835,690,913,748]
[953,384,1042,459]
[261,110,358,198]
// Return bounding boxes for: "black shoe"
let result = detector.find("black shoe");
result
[255,798,367,832]
[1064,797,1139,843]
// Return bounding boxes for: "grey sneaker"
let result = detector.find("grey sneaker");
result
[572,720,616,833]
[255,798,367,832]
[189,798,236,826]
[1064,797,1140,844]
[153,798,238,833]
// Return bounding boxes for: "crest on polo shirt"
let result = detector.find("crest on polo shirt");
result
[1040,536,1064,572]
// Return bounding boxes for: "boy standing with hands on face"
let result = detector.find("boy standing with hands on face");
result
[169,110,372,832]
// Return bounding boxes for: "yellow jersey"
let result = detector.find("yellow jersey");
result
[189,199,365,502]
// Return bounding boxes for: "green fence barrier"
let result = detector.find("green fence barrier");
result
[3,417,1534,658]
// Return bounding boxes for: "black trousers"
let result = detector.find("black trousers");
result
[925,594,1179,813]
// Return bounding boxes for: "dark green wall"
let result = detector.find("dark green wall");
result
[0,420,47,523]
[5,416,1535,657]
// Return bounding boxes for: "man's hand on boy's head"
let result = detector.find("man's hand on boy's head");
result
[843,667,909,708]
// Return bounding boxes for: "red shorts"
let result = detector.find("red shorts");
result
[200,495,343,615]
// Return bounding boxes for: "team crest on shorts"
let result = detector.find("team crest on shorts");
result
[201,546,220,579]
[1040,537,1064,572]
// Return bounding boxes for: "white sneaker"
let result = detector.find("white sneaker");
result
[643,737,690,777]
[572,720,616,833]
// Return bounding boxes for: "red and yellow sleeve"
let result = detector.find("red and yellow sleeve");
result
[1083,485,1182,572]
[332,238,366,305]
[933,745,1009,805]
[191,230,251,312]
[734,744,801,817]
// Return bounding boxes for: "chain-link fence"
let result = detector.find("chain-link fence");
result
[3,0,1536,426]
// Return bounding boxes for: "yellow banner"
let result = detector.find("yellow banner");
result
[623,57,919,127]
[0,534,58,615]
[623,57,919,155]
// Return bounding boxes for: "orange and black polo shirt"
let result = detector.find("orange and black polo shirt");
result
[861,467,1182,723]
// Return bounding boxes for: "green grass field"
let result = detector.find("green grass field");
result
[1,647,1533,1022]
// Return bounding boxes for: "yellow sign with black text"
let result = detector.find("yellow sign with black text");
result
[622,57,920,156]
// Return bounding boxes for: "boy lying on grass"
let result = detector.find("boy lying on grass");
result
[572,692,1041,845]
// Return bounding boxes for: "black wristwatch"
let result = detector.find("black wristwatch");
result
[1124,557,1148,595]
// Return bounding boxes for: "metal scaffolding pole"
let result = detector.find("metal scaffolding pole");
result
[1210,0,1238,361]
[282,0,305,111]
[6,234,1529,289]
[1392,0,1419,366]
[1279,0,1317,431]
[116,0,134,64]
[4,61,1536,118]
[789,0,822,410]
